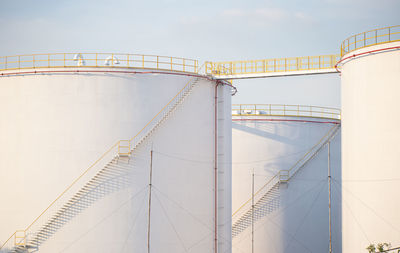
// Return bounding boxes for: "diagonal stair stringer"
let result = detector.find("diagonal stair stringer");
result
[232,124,341,238]
[1,74,202,253]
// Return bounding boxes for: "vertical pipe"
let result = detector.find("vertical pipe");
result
[328,142,332,253]
[214,83,219,253]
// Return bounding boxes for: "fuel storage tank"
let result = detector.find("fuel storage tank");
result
[0,53,232,253]
[340,25,400,253]
[231,104,341,253]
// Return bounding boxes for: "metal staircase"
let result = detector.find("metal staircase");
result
[232,124,340,238]
[1,76,201,253]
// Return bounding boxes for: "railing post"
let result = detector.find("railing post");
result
[269,104,271,115]
[112,53,114,67]
[183,58,185,72]
[171,57,173,70]
[318,56,320,69]
[18,55,20,69]
[96,53,98,66]
[127,54,129,67]
[263,60,266,73]
[33,55,35,68]
[48,54,50,67]
[157,56,159,69]
[285,58,287,71]
[64,53,66,67]
[375,30,377,44]
[355,35,357,50]
[388,27,391,41]
[142,55,144,68]
[364,32,366,47]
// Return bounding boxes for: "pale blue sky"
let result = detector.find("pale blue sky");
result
[1,0,399,108]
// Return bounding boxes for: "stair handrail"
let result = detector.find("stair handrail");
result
[0,65,205,251]
[128,64,205,148]
[232,123,339,221]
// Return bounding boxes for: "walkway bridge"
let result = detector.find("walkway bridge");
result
[206,54,340,80]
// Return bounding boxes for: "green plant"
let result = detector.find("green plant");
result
[367,244,376,253]
[367,243,392,253]
[377,243,391,252]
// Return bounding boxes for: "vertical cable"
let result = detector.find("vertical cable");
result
[147,149,153,253]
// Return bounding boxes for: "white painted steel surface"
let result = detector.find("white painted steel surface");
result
[341,42,400,253]
[0,68,232,253]
[232,115,341,253]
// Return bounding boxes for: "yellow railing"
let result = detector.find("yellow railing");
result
[340,25,400,57]
[0,53,198,74]
[0,66,203,251]
[205,54,339,76]
[232,104,341,120]
[232,124,338,220]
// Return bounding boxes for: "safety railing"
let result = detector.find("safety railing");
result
[205,54,339,76]
[232,104,341,120]
[340,25,400,57]
[0,66,203,252]
[0,53,199,74]
[232,124,339,226]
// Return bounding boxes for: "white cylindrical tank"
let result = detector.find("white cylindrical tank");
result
[341,35,400,252]
[0,54,232,253]
[231,105,341,253]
